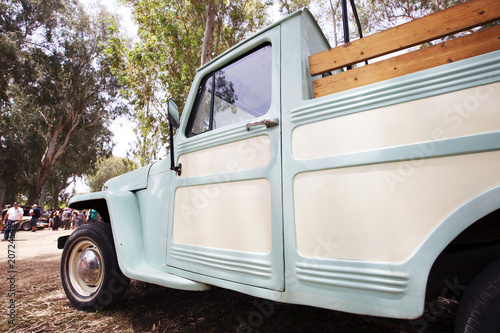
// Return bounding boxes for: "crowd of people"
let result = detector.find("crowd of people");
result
[1,203,100,241]
[47,208,99,231]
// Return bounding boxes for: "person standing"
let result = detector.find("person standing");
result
[70,211,78,230]
[49,211,56,230]
[29,204,41,232]
[62,208,72,230]
[88,209,98,223]
[2,202,24,241]
[76,210,85,228]
[53,208,62,231]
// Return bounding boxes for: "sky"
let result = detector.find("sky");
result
[108,116,135,158]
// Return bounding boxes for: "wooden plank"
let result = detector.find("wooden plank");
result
[313,24,500,99]
[309,0,500,76]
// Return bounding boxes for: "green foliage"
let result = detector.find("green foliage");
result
[0,0,64,107]
[86,156,137,192]
[107,0,270,166]
[0,0,126,206]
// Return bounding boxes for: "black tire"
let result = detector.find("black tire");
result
[21,221,31,231]
[60,223,130,311]
[455,258,500,333]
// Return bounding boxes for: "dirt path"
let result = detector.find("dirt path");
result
[0,228,455,332]
[0,228,73,260]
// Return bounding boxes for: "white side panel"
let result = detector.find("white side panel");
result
[292,82,500,159]
[294,151,500,262]
[178,135,270,178]
[173,179,272,253]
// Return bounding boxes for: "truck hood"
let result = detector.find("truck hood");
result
[103,163,154,192]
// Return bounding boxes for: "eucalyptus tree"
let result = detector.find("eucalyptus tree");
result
[0,0,63,107]
[1,0,126,206]
[0,0,63,205]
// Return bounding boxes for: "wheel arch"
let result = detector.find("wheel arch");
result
[69,198,110,223]
[408,185,500,303]
[65,190,145,280]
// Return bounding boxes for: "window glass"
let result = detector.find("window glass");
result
[190,75,212,135]
[187,44,272,136]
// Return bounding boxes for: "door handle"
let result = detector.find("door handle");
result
[246,118,279,131]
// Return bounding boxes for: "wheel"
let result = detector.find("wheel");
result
[60,223,130,311]
[455,258,500,333]
[21,221,31,231]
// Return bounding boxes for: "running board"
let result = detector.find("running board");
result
[125,263,211,291]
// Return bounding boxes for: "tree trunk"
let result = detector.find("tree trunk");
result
[0,183,5,209]
[329,0,338,47]
[27,160,52,205]
[26,111,82,205]
[38,184,47,208]
[26,121,66,205]
[201,2,216,66]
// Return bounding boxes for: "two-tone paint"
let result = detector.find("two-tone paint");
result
[69,9,500,319]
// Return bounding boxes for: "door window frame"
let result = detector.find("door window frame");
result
[185,42,273,137]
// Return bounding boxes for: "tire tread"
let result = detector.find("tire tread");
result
[455,258,500,333]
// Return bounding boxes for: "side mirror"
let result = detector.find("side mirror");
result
[168,99,180,129]
[168,99,181,176]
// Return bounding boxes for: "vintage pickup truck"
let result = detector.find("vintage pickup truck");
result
[59,0,500,331]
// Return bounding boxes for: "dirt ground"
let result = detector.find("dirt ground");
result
[0,228,457,333]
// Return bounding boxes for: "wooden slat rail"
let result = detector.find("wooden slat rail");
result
[309,0,500,98]
[313,24,500,98]
[310,0,500,76]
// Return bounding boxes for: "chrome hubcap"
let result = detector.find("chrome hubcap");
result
[68,239,104,297]
[77,249,101,285]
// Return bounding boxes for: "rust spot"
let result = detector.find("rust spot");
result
[394,67,397,71]
[478,10,485,15]
[343,42,351,48]
[447,58,453,63]
[360,51,364,55]
[354,77,358,81]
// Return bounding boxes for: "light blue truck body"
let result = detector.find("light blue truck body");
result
[69,9,500,319]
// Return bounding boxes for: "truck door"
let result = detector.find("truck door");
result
[166,28,283,291]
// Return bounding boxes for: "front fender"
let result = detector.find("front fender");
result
[68,191,209,291]
[69,190,144,272]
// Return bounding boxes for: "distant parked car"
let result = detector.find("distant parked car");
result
[1,205,48,231]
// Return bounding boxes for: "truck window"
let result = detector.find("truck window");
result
[187,43,272,136]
